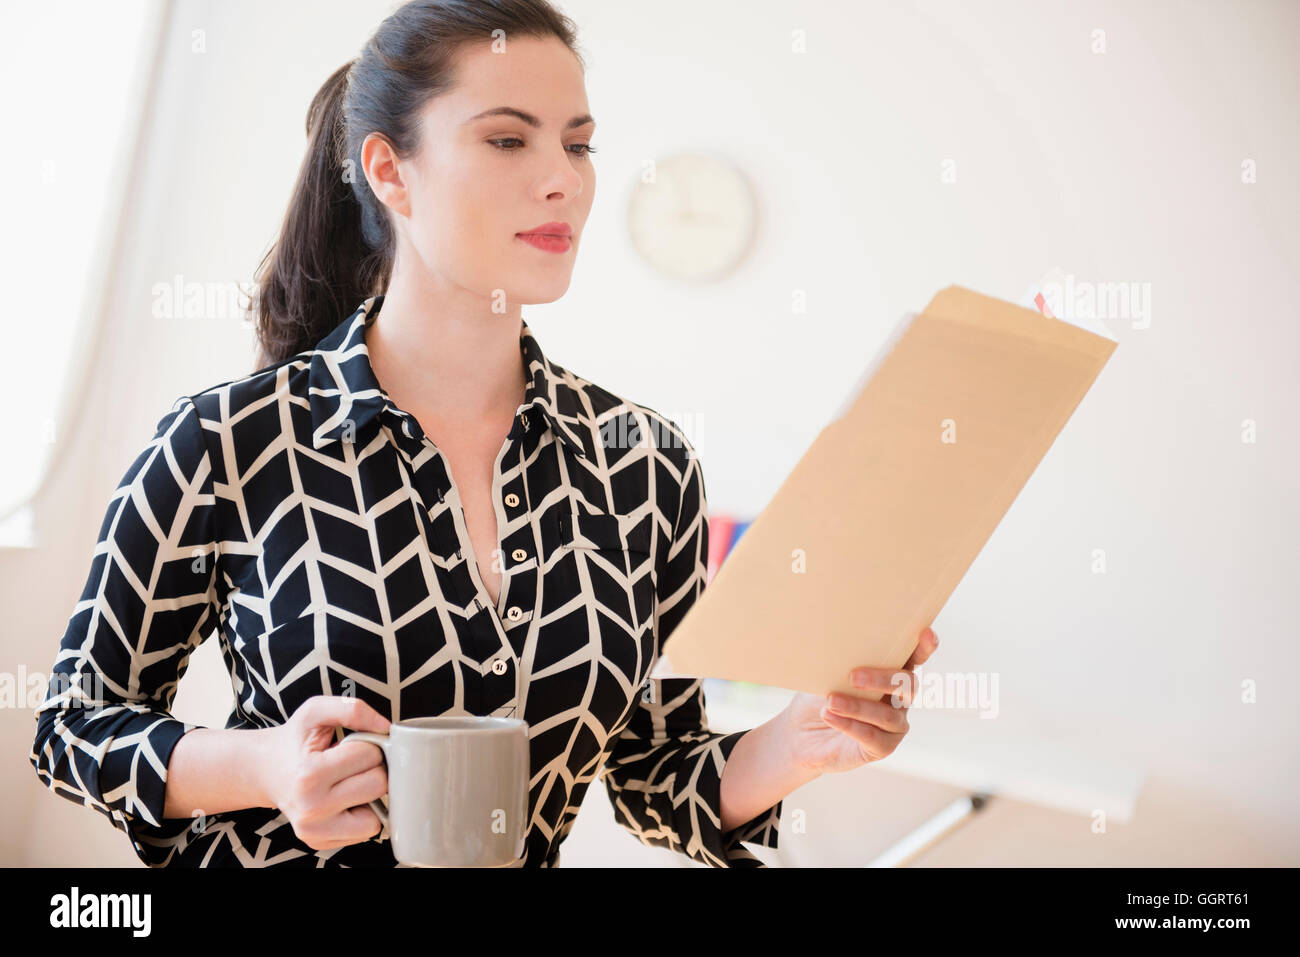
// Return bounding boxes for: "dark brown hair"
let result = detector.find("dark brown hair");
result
[250,0,584,369]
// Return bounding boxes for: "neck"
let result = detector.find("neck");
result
[368,258,528,422]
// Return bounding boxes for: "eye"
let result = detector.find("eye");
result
[488,138,597,158]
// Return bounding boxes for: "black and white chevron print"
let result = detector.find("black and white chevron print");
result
[29,295,783,867]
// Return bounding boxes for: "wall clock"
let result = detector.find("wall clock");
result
[626,152,757,281]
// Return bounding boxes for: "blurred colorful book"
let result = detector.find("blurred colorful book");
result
[704,513,762,697]
[705,513,753,583]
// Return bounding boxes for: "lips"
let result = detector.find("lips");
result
[516,233,571,253]
[517,221,572,238]
[516,221,573,254]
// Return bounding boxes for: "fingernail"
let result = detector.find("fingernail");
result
[852,671,867,688]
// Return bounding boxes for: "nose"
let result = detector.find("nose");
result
[537,145,586,201]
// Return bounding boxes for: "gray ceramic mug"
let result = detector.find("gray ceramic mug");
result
[339,716,530,867]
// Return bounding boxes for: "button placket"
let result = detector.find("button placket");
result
[393,413,524,713]
[503,424,549,714]
[379,401,532,718]
[483,642,517,718]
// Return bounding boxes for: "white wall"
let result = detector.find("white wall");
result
[6,0,1297,866]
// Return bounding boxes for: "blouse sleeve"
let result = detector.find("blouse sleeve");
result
[28,395,222,865]
[599,432,783,867]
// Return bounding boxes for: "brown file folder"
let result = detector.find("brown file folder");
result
[655,285,1118,698]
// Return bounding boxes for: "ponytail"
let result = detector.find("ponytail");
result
[250,61,388,369]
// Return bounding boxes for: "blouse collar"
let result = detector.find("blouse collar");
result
[308,295,591,458]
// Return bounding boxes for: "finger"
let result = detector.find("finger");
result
[903,627,939,670]
[820,711,905,760]
[315,736,387,785]
[825,692,909,733]
[308,805,384,848]
[325,763,389,816]
[848,665,918,706]
[296,696,392,751]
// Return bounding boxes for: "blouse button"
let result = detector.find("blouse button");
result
[506,605,523,623]
[491,658,508,676]
[505,492,520,508]
[511,548,527,563]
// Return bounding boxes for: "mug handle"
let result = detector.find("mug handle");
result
[337,731,390,830]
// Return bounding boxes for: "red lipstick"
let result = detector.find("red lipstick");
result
[516,221,572,253]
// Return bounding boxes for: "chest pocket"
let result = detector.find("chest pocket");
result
[557,508,657,706]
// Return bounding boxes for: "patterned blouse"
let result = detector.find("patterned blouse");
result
[29,295,783,867]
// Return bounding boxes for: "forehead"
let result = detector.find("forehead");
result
[436,35,588,121]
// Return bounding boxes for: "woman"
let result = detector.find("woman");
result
[29,0,938,868]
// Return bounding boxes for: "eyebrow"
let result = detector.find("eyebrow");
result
[464,106,595,130]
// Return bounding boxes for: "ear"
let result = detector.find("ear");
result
[361,131,411,219]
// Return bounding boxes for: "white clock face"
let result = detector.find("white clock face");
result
[626,153,757,280]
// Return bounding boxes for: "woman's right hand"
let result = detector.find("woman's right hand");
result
[255,695,393,851]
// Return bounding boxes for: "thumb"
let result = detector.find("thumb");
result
[296,695,392,751]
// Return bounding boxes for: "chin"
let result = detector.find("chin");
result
[514,277,573,306]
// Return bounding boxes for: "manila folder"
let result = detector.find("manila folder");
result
[655,284,1118,697]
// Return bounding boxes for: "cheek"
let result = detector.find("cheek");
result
[580,165,596,214]
[410,171,508,278]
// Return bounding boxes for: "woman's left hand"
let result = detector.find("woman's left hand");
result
[782,626,940,775]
